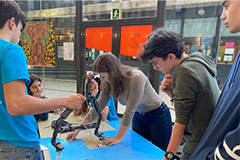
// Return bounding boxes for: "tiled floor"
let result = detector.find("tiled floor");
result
[43,78,77,98]
[43,77,176,122]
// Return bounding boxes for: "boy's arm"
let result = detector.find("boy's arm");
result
[163,122,186,160]
[3,80,85,116]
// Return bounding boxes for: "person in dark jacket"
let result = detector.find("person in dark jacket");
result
[190,0,240,159]
[139,28,220,160]
[27,74,48,121]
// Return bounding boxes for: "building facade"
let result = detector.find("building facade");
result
[17,0,239,93]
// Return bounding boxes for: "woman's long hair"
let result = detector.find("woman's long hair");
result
[27,74,42,96]
[93,53,134,97]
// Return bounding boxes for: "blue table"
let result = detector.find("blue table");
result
[40,121,164,160]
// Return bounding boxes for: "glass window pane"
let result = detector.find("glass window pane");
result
[183,18,218,37]
[17,0,77,98]
[165,0,233,90]
[122,0,157,19]
[83,0,157,21]
[165,19,181,33]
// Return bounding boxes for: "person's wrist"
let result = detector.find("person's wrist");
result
[116,134,124,141]
[75,129,81,134]
[164,151,179,160]
[62,97,69,108]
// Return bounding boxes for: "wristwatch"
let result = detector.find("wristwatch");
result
[165,151,180,160]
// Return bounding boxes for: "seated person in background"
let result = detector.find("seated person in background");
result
[73,74,119,121]
[27,74,48,121]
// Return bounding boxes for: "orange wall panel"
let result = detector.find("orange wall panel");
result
[120,25,153,57]
[85,27,112,52]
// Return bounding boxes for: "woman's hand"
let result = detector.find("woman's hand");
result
[91,79,99,96]
[66,130,80,142]
[102,136,122,146]
[102,124,128,146]
[32,92,45,98]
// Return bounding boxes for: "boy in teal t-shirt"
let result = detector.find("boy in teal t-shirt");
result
[0,1,85,159]
[0,38,39,148]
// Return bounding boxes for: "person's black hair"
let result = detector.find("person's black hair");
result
[139,27,184,63]
[0,0,26,30]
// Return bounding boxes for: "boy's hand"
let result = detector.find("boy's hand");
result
[65,94,86,110]
[161,74,173,98]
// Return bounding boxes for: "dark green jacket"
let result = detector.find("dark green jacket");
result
[173,52,220,155]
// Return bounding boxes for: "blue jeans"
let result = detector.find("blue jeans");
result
[132,102,172,151]
[0,140,43,160]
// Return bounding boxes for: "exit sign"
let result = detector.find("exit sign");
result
[112,8,122,19]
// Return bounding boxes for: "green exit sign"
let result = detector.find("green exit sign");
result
[112,8,122,19]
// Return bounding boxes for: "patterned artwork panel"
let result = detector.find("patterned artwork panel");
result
[22,19,56,67]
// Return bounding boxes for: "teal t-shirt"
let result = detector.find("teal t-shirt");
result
[91,93,119,121]
[105,96,119,121]
[0,38,39,147]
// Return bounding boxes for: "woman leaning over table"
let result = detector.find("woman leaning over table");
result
[66,53,172,151]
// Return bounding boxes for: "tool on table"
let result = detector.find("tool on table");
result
[51,71,105,153]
